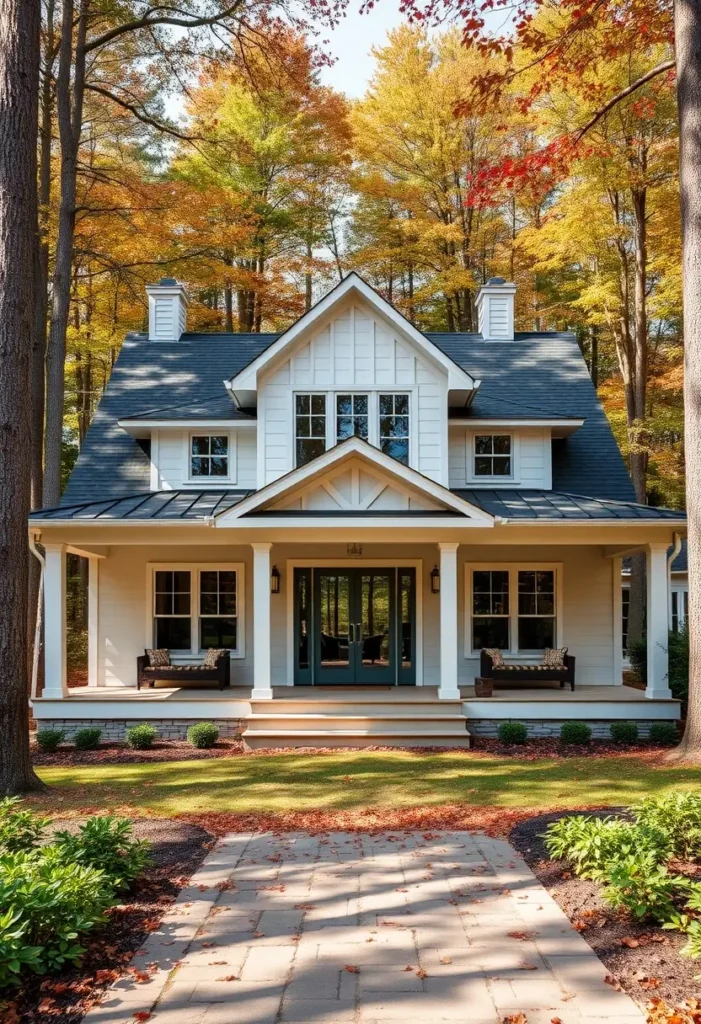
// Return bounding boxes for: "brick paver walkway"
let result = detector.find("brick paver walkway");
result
[87,831,645,1024]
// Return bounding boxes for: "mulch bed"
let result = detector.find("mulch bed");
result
[31,736,678,766]
[3,819,215,1024]
[510,810,701,1010]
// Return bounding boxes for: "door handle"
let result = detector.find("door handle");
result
[355,623,362,644]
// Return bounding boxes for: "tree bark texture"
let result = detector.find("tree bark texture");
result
[0,0,45,793]
[670,0,701,759]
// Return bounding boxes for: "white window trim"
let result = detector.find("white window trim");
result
[671,583,689,629]
[184,431,237,487]
[465,431,520,485]
[464,562,563,658]
[146,562,245,659]
[292,389,418,469]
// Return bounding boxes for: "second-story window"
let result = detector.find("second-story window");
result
[474,434,511,476]
[191,435,228,477]
[379,394,410,465]
[295,394,326,467]
[336,394,369,442]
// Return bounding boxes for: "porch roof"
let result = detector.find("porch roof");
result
[29,488,686,523]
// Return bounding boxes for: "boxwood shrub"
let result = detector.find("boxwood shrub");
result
[73,727,102,751]
[125,723,157,750]
[36,728,65,753]
[560,721,592,744]
[609,721,639,744]
[497,721,528,744]
[649,721,678,746]
[187,722,219,749]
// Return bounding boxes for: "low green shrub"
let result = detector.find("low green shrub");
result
[629,636,647,686]
[601,853,688,921]
[543,815,670,880]
[0,909,42,988]
[125,724,157,750]
[497,721,528,744]
[634,792,701,860]
[0,850,116,975]
[649,721,678,746]
[36,729,65,754]
[560,721,592,744]
[73,727,102,751]
[668,625,689,707]
[54,817,149,891]
[609,721,639,744]
[187,722,219,749]
[0,799,49,855]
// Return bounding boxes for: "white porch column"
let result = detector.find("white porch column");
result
[87,557,99,687]
[646,542,672,700]
[251,543,274,699]
[43,543,67,699]
[438,542,460,700]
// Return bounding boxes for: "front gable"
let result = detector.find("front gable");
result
[215,437,494,526]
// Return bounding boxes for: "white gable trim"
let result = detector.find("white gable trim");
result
[214,436,494,525]
[225,273,478,395]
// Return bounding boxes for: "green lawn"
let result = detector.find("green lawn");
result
[29,752,701,817]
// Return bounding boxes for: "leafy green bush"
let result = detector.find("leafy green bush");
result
[609,721,639,744]
[634,792,701,860]
[649,721,679,746]
[0,799,49,855]
[36,729,65,753]
[669,625,689,707]
[560,721,592,744]
[601,854,688,921]
[497,721,527,744]
[73,727,102,751]
[0,850,116,974]
[125,724,157,750]
[54,817,149,890]
[0,909,42,988]
[543,815,670,880]
[187,722,219,749]
[629,636,647,686]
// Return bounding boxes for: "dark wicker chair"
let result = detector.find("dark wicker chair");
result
[479,649,576,691]
[136,651,230,690]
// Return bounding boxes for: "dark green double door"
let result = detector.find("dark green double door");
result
[294,567,416,685]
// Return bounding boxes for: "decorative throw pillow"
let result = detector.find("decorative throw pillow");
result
[146,648,170,667]
[483,648,505,668]
[542,647,568,668]
[203,648,227,669]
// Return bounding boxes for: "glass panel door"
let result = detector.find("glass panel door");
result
[314,572,354,683]
[355,571,394,683]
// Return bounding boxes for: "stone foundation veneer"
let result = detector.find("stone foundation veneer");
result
[469,718,666,738]
[38,718,246,741]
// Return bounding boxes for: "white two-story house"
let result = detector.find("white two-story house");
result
[29,273,685,746]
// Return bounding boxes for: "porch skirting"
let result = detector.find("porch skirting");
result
[35,717,246,741]
[468,717,674,739]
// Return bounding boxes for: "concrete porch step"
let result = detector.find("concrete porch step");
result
[242,728,472,750]
[249,698,464,716]
[245,713,467,734]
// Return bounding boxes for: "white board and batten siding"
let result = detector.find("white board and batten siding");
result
[152,428,257,490]
[448,426,552,489]
[258,301,448,486]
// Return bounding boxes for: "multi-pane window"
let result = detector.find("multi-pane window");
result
[379,394,409,465]
[295,394,326,467]
[671,588,689,633]
[472,570,510,650]
[474,435,511,477]
[191,435,228,477]
[199,570,237,650]
[336,394,369,443]
[622,585,630,653]
[517,570,555,649]
[154,570,191,650]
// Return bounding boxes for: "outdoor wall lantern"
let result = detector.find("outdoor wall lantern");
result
[430,564,440,594]
[271,565,281,594]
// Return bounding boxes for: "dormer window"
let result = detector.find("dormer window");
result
[474,434,511,477]
[191,435,229,477]
[296,394,327,467]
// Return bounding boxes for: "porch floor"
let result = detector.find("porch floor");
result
[60,683,661,703]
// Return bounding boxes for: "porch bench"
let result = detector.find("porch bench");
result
[137,652,230,691]
[480,649,576,691]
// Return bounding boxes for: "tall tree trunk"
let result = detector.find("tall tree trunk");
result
[305,240,312,312]
[668,0,701,760]
[224,281,234,332]
[629,187,649,504]
[0,0,45,793]
[590,325,599,389]
[43,0,87,506]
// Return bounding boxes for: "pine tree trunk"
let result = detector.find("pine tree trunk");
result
[668,0,701,760]
[0,0,45,794]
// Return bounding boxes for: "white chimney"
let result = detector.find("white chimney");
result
[146,278,189,341]
[476,277,516,341]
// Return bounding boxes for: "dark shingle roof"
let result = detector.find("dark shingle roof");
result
[34,490,248,520]
[119,393,256,422]
[59,326,637,507]
[454,490,686,521]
